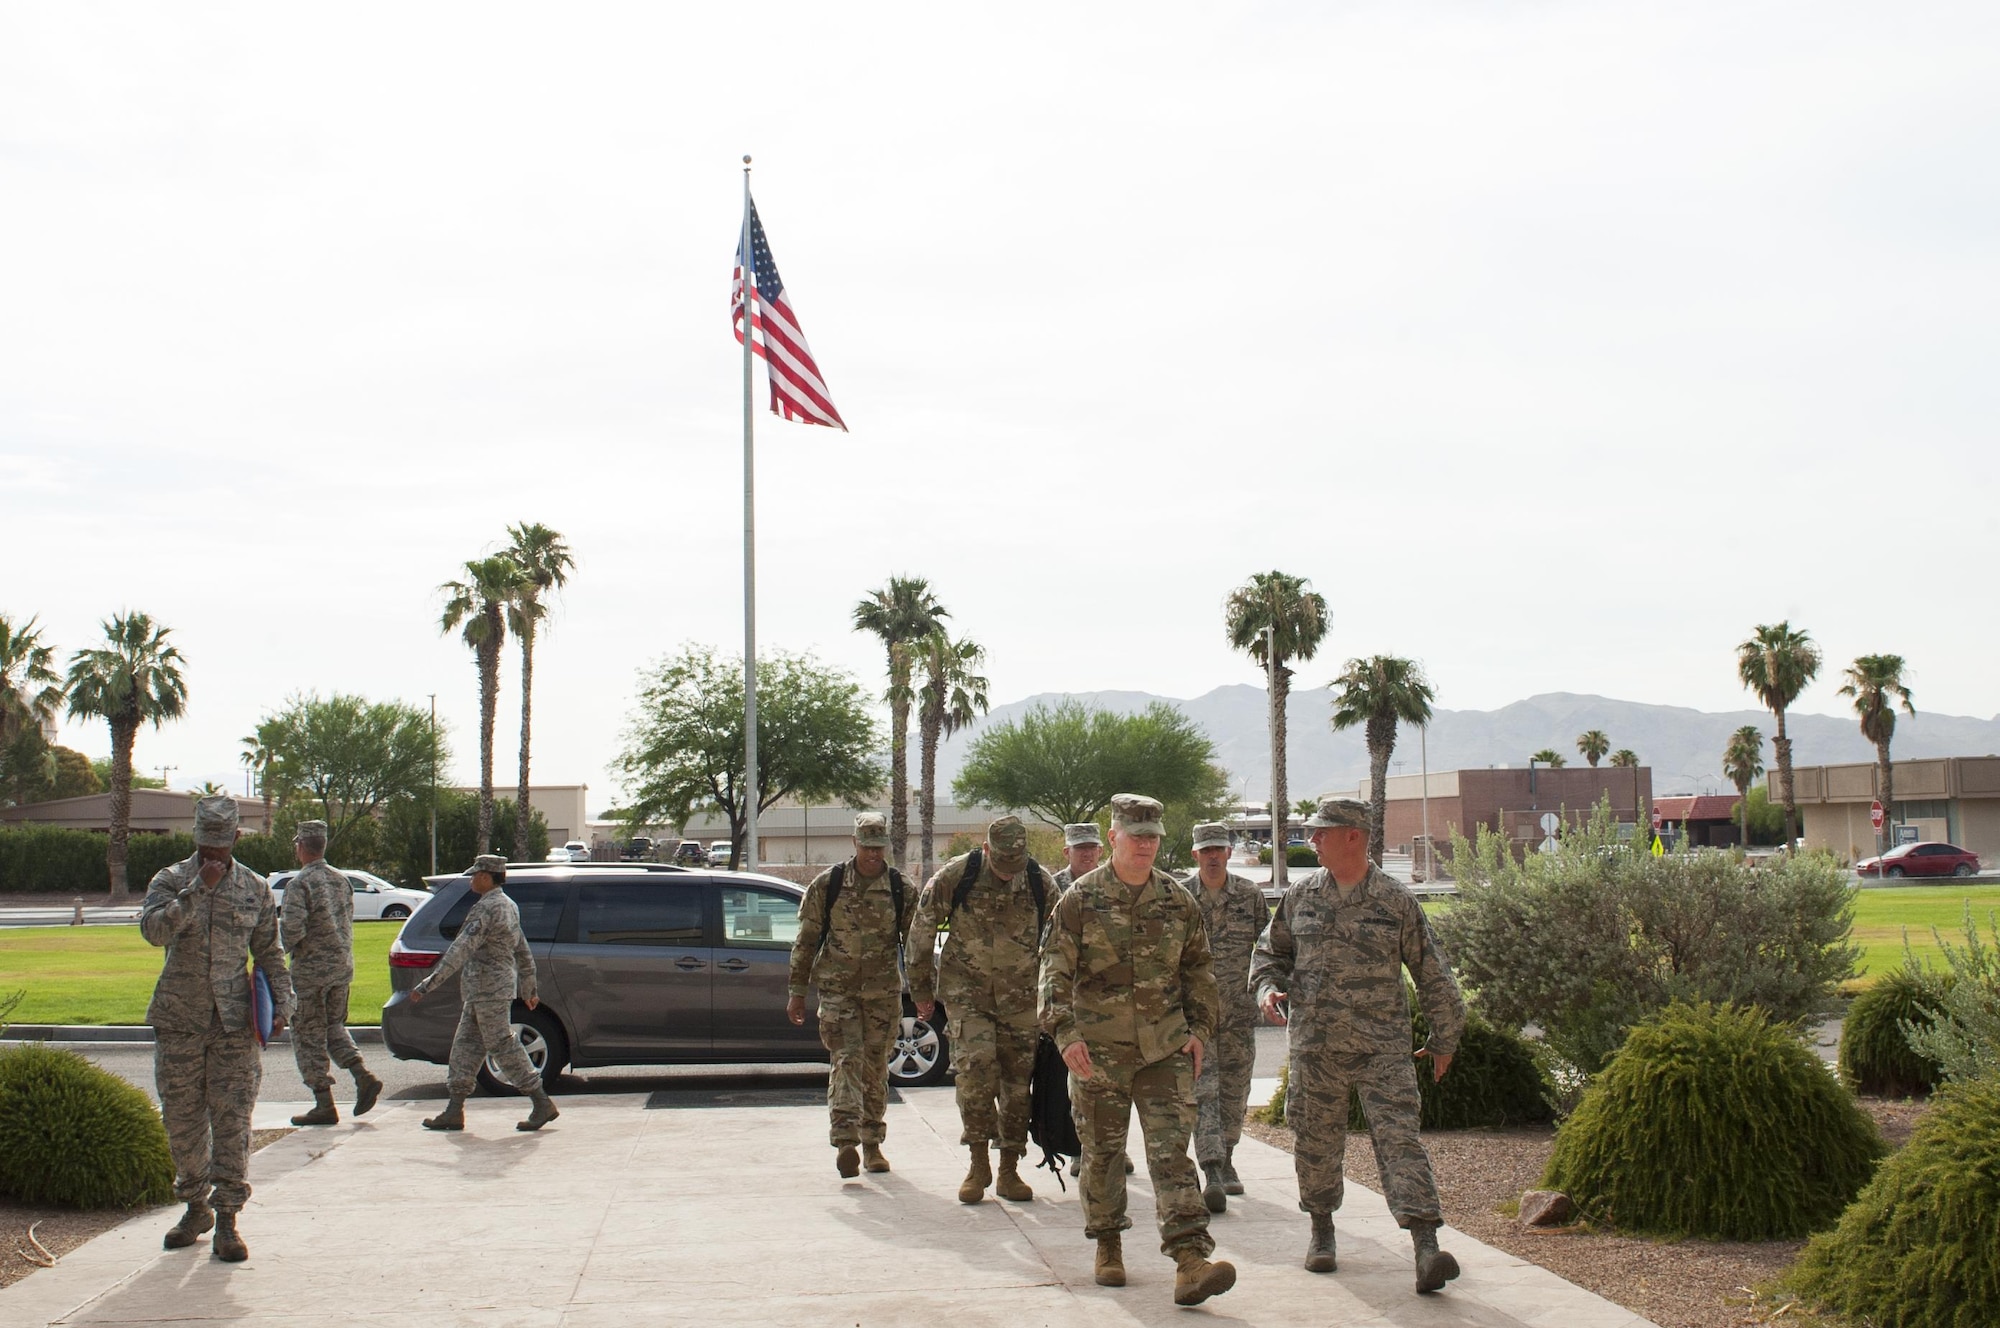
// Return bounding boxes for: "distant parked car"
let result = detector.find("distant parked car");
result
[673,840,706,865]
[708,841,734,868]
[546,840,590,863]
[270,868,432,922]
[1856,842,1981,879]
[621,836,656,861]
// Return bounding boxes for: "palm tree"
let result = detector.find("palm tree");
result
[1293,798,1319,819]
[1838,655,1915,858]
[852,577,946,868]
[64,613,188,900]
[1329,655,1435,866]
[504,523,575,855]
[1225,571,1329,890]
[1721,725,1764,846]
[1531,748,1567,768]
[914,628,989,879]
[239,727,279,833]
[1609,749,1639,767]
[441,554,526,855]
[1,614,64,746]
[1737,620,1822,851]
[1576,729,1610,768]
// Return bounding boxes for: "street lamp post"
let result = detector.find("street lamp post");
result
[428,694,438,877]
[1419,723,1431,882]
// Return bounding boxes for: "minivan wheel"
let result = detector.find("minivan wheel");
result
[477,1007,569,1096]
[887,1007,950,1088]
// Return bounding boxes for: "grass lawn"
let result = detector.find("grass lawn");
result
[0,924,399,1025]
[1849,882,2000,984]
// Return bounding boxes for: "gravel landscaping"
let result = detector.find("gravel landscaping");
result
[1242,1098,1928,1328]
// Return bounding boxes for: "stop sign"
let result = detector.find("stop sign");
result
[1650,806,1661,829]
[1870,800,1885,830]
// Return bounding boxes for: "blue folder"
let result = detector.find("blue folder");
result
[253,968,274,1047]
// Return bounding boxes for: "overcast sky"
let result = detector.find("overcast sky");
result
[4,3,1995,805]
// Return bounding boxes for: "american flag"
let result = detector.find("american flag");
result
[732,194,847,431]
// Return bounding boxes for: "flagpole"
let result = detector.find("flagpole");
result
[741,155,760,872]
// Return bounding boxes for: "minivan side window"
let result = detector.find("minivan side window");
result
[720,885,801,951]
[576,882,704,946]
[437,882,569,942]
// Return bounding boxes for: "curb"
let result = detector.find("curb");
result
[1,1024,385,1046]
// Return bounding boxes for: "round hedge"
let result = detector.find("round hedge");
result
[1257,1010,1551,1130]
[1543,1002,1883,1239]
[1791,1069,2000,1328]
[1839,970,1951,1097]
[0,1043,175,1208]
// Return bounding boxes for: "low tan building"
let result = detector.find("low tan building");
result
[0,789,259,835]
[679,798,1034,869]
[449,783,590,844]
[1785,757,2000,861]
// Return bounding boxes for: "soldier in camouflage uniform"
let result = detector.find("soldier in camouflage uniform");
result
[1040,794,1236,1307]
[787,812,912,1178]
[1050,822,1102,891]
[907,815,1049,1204]
[141,795,295,1262]
[281,820,383,1126]
[1251,797,1467,1294]
[1183,821,1264,1213]
[410,854,558,1133]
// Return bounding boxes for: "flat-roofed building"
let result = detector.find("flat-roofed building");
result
[1785,756,2000,861]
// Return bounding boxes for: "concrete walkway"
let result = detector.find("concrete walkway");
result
[5,1087,1656,1327]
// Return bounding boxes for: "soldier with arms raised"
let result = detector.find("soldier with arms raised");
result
[1251,797,1467,1294]
[141,795,295,1262]
[1184,821,1265,1212]
[281,819,384,1125]
[787,812,912,1177]
[907,815,1050,1204]
[1040,793,1236,1307]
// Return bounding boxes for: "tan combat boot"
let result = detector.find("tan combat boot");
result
[836,1145,861,1177]
[422,1096,466,1131]
[291,1088,338,1127]
[211,1211,248,1263]
[1304,1211,1337,1272]
[1412,1220,1461,1294]
[162,1201,213,1250]
[1172,1248,1237,1306]
[958,1142,992,1203]
[352,1066,384,1116]
[1094,1234,1126,1287]
[862,1142,891,1173]
[995,1149,1033,1201]
[517,1090,560,1132]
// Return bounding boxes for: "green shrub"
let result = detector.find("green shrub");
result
[0,1043,174,1208]
[1839,968,1951,1096]
[0,826,292,894]
[1790,1069,2000,1328]
[1255,844,1318,868]
[1543,1002,1883,1239]
[1253,1009,1551,1130]
[1902,904,2000,1086]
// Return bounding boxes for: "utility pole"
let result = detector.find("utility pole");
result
[428,693,439,877]
[155,765,177,790]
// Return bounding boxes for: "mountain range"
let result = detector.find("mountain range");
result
[930,688,2000,802]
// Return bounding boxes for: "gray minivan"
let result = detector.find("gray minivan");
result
[380,863,951,1093]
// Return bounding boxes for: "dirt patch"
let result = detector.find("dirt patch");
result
[0,1128,293,1289]
[1242,1097,1925,1328]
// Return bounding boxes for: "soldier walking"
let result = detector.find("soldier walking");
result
[787,813,912,1177]
[1184,821,1264,1213]
[1050,822,1102,890]
[907,815,1049,1204]
[140,795,294,1262]
[410,854,558,1133]
[1040,794,1236,1307]
[1250,797,1467,1294]
[281,820,383,1125]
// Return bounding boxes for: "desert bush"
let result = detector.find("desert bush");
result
[1256,844,1318,868]
[1789,1068,2000,1328]
[0,827,292,894]
[1839,967,1951,1096]
[1435,799,1858,1075]
[0,1043,175,1208]
[1901,903,2000,1086]
[1254,1006,1550,1130]
[1543,1002,1882,1239]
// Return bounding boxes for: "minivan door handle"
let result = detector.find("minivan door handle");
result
[716,958,749,973]
[674,956,706,971]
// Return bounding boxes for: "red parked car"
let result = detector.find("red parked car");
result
[1856,842,1982,879]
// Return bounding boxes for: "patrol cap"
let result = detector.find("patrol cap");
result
[192,795,240,848]
[470,853,507,876]
[1191,822,1231,850]
[1062,822,1102,848]
[1304,797,1371,830]
[986,815,1029,871]
[293,819,329,843]
[852,812,891,848]
[1108,793,1166,838]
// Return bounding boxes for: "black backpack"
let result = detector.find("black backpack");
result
[1029,1033,1082,1184]
[816,861,911,954]
[946,848,1048,932]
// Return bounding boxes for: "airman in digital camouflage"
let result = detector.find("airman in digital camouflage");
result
[141,795,295,1262]
[907,815,1051,1203]
[410,855,558,1133]
[1040,794,1236,1307]
[1050,822,1102,892]
[1183,820,1264,1213]
[788,812,912,1177]
[1251,797,1468,1294]
[281,820,383,1126]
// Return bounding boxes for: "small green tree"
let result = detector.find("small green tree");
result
[952,698,1218,829]
[1900,902,2000,1085]
[257,693,448,857]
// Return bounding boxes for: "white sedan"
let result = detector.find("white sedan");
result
[270,868,432,922]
